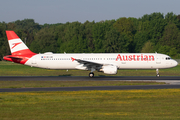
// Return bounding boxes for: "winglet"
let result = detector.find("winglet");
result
[71,57,75,62]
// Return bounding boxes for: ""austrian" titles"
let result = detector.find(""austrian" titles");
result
[116,54,155,61]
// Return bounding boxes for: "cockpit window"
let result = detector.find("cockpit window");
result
[166,57,171,60]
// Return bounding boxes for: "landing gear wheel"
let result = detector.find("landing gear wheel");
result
[156,69,160,77]
[89,72,94,78]
[156,74,160,77]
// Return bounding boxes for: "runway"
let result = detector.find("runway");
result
[1,76,180,81]
[0,76,180,92]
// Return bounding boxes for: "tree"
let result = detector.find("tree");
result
[14,19,41,33]
[160,23,180,48]
[133,31,149,52]
[165,12,180,27]
[141,41,154,53]
[140,13,166,45]
[104,28,120,53]
[30,27,58,53]
[113,17,134,36]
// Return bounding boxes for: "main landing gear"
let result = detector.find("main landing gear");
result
[89,68,95,78]
[156,68,160,77]
[89,72,94,78]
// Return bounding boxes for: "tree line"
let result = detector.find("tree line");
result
[0,12,180,60]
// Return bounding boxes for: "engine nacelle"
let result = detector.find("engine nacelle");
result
[100,65,117,74]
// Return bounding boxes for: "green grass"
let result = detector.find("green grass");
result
[0,89,180,120]
[0,80,165,88]
[0,61,179,120]
[0,61,180,76]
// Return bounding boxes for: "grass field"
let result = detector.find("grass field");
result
[0,89,180,120]
[0,61,180,120]
[0,61,180,76]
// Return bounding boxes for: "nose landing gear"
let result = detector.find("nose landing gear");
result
[156,69,160,77]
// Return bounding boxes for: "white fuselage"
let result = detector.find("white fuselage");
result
[25,53,178,70]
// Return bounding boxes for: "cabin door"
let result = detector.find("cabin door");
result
[156,55,161,64]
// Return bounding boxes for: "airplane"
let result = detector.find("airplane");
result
[3,31,178,77]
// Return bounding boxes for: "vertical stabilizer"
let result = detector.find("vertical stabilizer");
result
[4,31,36,64]
[6,31,35,55]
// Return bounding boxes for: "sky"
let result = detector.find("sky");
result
[0,0,180,25]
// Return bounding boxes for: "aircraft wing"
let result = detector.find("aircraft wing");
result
[75,58,103,66]
[71,57,104,70]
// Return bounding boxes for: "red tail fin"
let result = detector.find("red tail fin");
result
[4,31,36,64]
[6,31,36,55]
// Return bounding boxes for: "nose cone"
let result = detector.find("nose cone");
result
[173,60,178,67]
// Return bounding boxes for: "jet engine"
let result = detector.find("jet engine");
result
[100,65,117,74]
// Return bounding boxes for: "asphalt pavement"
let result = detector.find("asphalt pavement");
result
[0,76,180,92]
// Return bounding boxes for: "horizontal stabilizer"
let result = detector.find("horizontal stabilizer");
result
[4,55,23,60]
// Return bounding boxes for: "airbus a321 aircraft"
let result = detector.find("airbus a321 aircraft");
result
[3,31,178,77]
